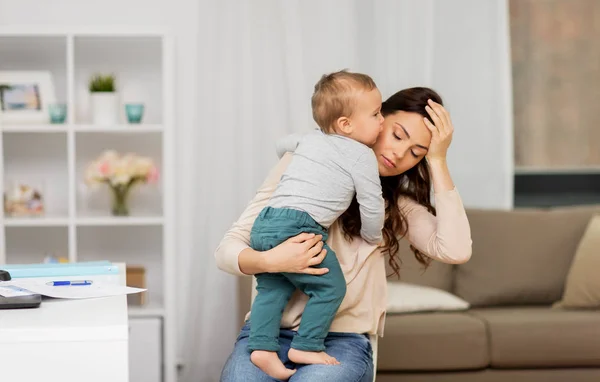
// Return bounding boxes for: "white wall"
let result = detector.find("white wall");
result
[357,0,513,210]
[431,0,514,209]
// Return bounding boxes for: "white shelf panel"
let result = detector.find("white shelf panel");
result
[0,26,168,37]
[73,124,163,133]
[3,216,69,227]
[2,125,68,133]
[77,215,163,226]
[1,124,163,133]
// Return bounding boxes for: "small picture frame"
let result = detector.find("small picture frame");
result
[0,71,56,124]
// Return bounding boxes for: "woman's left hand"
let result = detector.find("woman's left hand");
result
[423,99,454,161]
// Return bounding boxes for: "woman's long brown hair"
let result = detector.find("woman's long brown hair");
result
[339,87,443,277]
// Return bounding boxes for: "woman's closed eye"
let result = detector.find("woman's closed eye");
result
[393,131,421,157]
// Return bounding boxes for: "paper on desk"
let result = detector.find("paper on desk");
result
[2,279,146,299]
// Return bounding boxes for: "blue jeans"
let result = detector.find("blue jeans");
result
[220,322,374,382]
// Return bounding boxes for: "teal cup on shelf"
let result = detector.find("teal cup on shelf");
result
[48,103,67,124]
[125,103,145,124]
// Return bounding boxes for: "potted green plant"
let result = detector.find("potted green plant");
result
[89,74,117,125]
[0,84,12,111]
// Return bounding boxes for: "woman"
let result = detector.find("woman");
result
[216,87,472,381]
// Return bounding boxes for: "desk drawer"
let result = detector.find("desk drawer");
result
[129,317,162,382]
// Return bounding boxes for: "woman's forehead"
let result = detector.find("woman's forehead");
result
[386,112,431,142]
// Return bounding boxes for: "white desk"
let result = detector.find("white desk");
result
[0,264,129,382]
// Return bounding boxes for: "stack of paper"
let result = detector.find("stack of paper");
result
[0,279,145,299]
[0,261,145,299]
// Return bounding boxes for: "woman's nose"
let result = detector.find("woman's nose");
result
[393,149,404,160]
[394,143,409,160]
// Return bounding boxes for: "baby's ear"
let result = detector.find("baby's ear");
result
[336,116,353,135]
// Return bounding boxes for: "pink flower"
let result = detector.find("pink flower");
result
[99,161,111,176]
[147,166,159,183]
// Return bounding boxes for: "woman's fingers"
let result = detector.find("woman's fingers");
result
[425,106,442,132]
[427,99,452,133]
[308,248,327,266]
[423,117,438,135]
[286,232,329,274]
[303,266,329,275]
[306,239,324,257]
[289,232,316,243]
[303,235,323,252]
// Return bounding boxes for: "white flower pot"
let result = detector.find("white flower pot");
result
[90,93,118,125]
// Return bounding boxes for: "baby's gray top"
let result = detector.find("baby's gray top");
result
[269,130,384,244]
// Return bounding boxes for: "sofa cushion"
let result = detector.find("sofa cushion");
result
[389,239,454,292]
[554,214,600,309]
[470,307,600,368]
[378,312,489,371]
[455,206,600,306]
[386,282,470,314]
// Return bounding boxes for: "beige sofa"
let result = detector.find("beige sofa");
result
[377,205,600,382]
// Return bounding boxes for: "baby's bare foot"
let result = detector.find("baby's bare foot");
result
[251,350,296,380]
[288,348,340,365]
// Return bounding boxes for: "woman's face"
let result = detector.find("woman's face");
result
[372,111,432,177]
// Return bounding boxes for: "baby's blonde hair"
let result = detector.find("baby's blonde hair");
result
[311,70,377,133]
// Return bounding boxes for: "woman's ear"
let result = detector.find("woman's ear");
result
[336,116,353,135]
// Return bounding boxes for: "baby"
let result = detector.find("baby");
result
[248,70,385,380]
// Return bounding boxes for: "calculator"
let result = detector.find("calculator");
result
[0,270,42,309]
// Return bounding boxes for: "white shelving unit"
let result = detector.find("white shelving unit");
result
[0,27,176,382]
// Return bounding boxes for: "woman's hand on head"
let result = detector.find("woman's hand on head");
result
[263,233,329,275]
[423,99,454,161]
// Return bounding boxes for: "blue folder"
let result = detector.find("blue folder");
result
[1,261,119,278]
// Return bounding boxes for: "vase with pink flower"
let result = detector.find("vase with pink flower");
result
[85,150,160,216]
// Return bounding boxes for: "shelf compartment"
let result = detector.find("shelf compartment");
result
[75,132,163,217]
[0,35,68,107]
[5,226,69,264]
[3,132,69,217]
[77,225,164,310]
[73,36,163,125]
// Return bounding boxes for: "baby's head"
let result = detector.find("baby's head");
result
[311,70,384,146]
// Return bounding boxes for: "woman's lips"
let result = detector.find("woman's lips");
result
[381,155,395,169]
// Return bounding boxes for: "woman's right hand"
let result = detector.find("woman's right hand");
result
[263,233,329,275]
